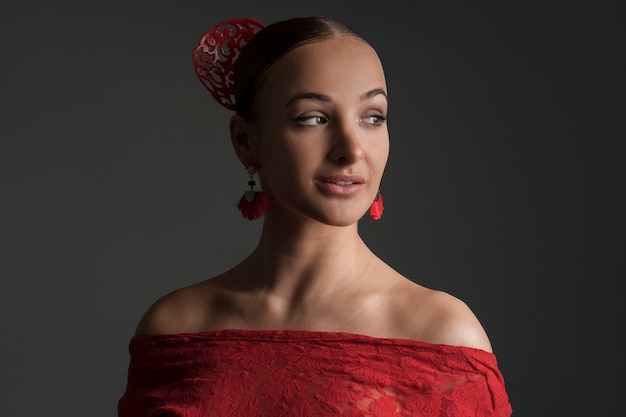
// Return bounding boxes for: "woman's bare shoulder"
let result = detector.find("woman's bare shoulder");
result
[134,278,221,336]
[393,279,493,352]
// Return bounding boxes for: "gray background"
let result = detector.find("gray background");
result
[1,1,622,416]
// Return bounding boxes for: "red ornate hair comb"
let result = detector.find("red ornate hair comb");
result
[192,18,265,110]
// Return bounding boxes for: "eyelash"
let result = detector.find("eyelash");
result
[295,115,327,126]
[362,115,387,125]
[294,114,387,127]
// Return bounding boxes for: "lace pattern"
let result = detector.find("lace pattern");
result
[118,329,512,417]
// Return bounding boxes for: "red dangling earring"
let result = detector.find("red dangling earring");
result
[236,165,267,220]
[369,191,384,220]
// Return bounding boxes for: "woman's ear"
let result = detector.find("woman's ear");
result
[230,114,254,166]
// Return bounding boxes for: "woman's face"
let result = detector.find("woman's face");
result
[248,35,389,226]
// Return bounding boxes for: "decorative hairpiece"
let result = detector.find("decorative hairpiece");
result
[192,18,265,110]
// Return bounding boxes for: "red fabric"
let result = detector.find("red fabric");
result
[118,329,512,417]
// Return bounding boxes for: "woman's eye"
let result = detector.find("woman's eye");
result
[362,114,387,125]
[295,115,328,126]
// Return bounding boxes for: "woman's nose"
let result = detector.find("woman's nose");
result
[328,121,365,164]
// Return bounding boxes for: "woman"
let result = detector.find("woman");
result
[118,16,512,417]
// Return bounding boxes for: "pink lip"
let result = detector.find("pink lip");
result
[316,175,366,196]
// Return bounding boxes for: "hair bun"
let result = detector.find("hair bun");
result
[192,18,265,110]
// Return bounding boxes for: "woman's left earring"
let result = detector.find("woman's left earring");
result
[369,191,384,220]
[236,165,267,220]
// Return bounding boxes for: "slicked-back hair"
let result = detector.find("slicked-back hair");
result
[234,16,367,120]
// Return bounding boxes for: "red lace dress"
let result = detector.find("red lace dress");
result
[118,329,512,417]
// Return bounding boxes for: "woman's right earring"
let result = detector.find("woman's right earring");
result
[236,165,267,221]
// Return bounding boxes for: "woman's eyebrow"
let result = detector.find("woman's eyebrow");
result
[362,88,387,101]
[284,92,331,108]
[285,88,387,109]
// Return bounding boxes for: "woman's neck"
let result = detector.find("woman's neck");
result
[237,215,377,304]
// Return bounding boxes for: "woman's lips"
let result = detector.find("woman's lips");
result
[316,175,365,195]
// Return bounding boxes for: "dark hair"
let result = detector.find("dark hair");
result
[234,16,367,119]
